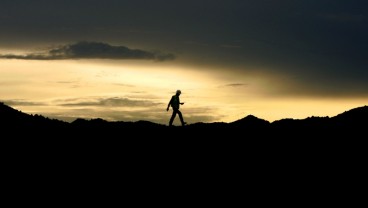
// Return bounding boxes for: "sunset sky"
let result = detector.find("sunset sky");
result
[1,0,367,125]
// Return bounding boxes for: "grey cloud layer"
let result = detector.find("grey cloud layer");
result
[0,41,175,61]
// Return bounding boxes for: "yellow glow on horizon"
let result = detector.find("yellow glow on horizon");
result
[0,59,226,121]
[1,59,367,124]
[223,97,368,123]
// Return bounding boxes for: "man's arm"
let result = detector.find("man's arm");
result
[167,97,172,111]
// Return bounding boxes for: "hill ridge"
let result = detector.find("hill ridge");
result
[1,102,367,136]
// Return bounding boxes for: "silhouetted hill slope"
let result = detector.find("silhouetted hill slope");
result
[331,105,368,128]
[0,102,33,122]
[0,102,68,130]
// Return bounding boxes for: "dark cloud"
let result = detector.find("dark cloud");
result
[1,1,368,97]
[0,41,175,61]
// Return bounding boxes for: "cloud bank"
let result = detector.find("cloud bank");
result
[58,97,161,107]
[1,97,222,124]
[0,41,175,61]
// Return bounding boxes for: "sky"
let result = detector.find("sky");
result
[1,0,367,125]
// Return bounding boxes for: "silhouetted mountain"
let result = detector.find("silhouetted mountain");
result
[1,102,367,138]
[231,115,270,128]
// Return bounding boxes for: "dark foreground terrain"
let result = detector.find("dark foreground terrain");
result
[1,102,365,198]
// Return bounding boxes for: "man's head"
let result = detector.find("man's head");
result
[176,90,181,95]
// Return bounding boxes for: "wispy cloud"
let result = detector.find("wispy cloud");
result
[1,99,45,106]
[2,97,161,108]
[58,97,162,107]
[222,83,248,88]
[44,107,222,124]
[0,41,176,61]
[2,97,225,124]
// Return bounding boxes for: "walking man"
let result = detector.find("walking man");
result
[167,90,186,126]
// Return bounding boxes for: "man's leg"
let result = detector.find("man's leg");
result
[177,110,185,126]
[169,110,177,126]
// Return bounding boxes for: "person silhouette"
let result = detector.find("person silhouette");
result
[167,90,186,126]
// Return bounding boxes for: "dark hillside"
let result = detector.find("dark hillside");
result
[1,102,367,138]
